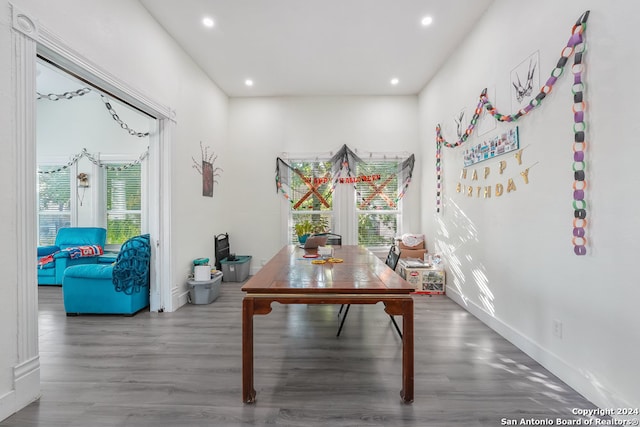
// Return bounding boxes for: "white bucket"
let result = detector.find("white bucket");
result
[194,265,211,281]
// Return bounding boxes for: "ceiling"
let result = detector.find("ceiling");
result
[138,0,494,97]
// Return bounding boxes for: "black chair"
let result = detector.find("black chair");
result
[323,233,342,246]
[384,245,403,337]
[337,244,403,338]
[214,233,230,270]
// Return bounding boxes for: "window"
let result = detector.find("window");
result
[287,159,334,243]
[105,163,142,245]
[37,166,72,245]
[355,159,401,247]
[284,155,407,248]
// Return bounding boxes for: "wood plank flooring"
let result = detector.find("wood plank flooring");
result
[2,284,602,426]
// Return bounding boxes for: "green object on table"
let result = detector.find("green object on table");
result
[193,258,209,265]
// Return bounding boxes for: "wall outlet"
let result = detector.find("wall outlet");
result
[552,319,563,339]
[261,259,266,266]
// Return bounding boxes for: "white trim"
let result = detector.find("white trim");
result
[36,26,174,122]
[445,286,634,412]
[12,357,41,409]
[0,357,41,422]
[10,2,41,419]
[12,3,37,40]
[151,118,173,312]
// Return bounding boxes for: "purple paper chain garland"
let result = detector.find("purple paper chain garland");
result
[435,126,444,213]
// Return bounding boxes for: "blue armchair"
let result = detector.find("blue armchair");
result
[62,234,151,315]
[37,227,107,285]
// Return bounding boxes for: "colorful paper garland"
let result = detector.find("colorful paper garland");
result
[435,11,590,255]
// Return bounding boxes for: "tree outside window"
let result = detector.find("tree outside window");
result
[106,164,141,245]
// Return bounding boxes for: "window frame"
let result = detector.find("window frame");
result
[351,157,404,250]
[37,157,77,246]
[98,153,148,251]
[281,154,407,250]
[284,157,337,244]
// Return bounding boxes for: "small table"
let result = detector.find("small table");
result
[241,245,415,403]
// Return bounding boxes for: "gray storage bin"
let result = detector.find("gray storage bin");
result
[220,256,252,282]
[188,272,223,304]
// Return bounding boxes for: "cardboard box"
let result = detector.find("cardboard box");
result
[397,259,445,295]
[397,237,427,259]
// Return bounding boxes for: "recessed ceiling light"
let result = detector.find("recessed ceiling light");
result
[390,78,399,86]
[202,17,214,28]
[421,16,433,27]
[245,79,254,87]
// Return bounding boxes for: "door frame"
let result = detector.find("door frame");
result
[34,30,175,314]
[10,4,175,418]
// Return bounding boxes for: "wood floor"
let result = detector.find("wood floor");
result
[2,284,600,427]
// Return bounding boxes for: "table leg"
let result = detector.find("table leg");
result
[400,297,414,403]
[242,297,256,403]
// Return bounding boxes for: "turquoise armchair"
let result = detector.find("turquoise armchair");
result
[37,227,107,285]
[62,234,151,315]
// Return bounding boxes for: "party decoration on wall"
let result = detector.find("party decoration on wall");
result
[192,142,223,197]
[37,87,91,100]
[454,108,468,141]
[476,86,497,137]
[76,172,89,187]
[457,148,538,199]
[275,144,415,210]
[337,175,381,184]
[37,147,149,175]
[76,172,89,206]
[100,95,150,138]
[435,134,442,213]
[434,10,590,255]
[463,127,519,166]
[511,51,540,111]
[37,86,150,138]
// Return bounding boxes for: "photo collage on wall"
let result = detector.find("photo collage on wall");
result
[463,127,520,167]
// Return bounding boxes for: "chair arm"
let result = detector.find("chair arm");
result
[53,251,71,259]
[37,245,59,257]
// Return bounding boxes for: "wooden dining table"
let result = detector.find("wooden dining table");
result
[241,244,415,403]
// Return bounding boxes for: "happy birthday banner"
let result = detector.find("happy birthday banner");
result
[435,11,590,256]
[456,147,537,198]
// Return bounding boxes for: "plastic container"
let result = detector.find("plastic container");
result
[188,272,223,304]
[220,255,252,282]
[193,265,211,281]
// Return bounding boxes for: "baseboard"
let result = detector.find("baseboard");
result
[0,389,17,422]
[0,357,40,422]
[171,286,189,311]
[445,288,633,413]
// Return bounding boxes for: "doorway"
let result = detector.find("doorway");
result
[33,36,174,313]
[36,59,153,252]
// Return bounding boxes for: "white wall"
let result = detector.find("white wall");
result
[419,0,639,410]
[1,0,229,419]
[223,96,421,268]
